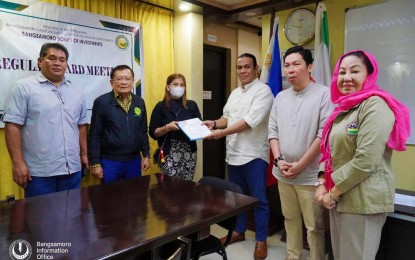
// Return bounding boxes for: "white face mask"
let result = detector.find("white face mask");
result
[170,86,185,98]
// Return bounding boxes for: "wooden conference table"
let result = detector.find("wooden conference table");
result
[0,174,258,259]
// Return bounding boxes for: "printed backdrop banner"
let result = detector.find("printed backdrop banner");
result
[0,0,144,125]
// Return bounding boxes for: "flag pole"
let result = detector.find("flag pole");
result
[269,8,275,44]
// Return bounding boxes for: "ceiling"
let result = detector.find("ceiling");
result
[178,0,318,34]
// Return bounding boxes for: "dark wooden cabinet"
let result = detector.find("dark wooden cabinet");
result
[376,189,415,260]
[376,213,415,260]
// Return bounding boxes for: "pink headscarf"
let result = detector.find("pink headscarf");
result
[320,50,411,189]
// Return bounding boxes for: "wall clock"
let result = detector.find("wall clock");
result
[284,8,315,45]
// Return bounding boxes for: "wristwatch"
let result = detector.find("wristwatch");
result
[273,156,284,167]
[314,180,325,187]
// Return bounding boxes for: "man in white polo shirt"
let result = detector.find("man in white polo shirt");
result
[205,53,273,260]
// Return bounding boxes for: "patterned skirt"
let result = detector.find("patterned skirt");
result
[161,139,197,181]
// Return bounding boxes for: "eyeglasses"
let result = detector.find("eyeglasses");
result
[113,77,134,83]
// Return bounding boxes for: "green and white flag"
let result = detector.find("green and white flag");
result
[311,2,331,87]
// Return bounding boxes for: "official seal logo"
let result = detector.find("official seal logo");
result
[263,52,272,71]
[134,107,141,116]
[115,35,129,50]
[9,239,32,260]
[346,122,359,136]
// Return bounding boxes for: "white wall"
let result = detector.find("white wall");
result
[238,30,262,66]
[173,12,204,181]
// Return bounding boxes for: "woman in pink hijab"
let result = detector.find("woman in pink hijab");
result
[314,50,410,260]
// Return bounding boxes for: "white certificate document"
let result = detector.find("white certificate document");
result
[177,118,212,141]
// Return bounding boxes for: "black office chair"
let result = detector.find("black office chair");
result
[190,176,243,260]
[162,236,192,260]
[133,236,191,260]
[166,244,186,260]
